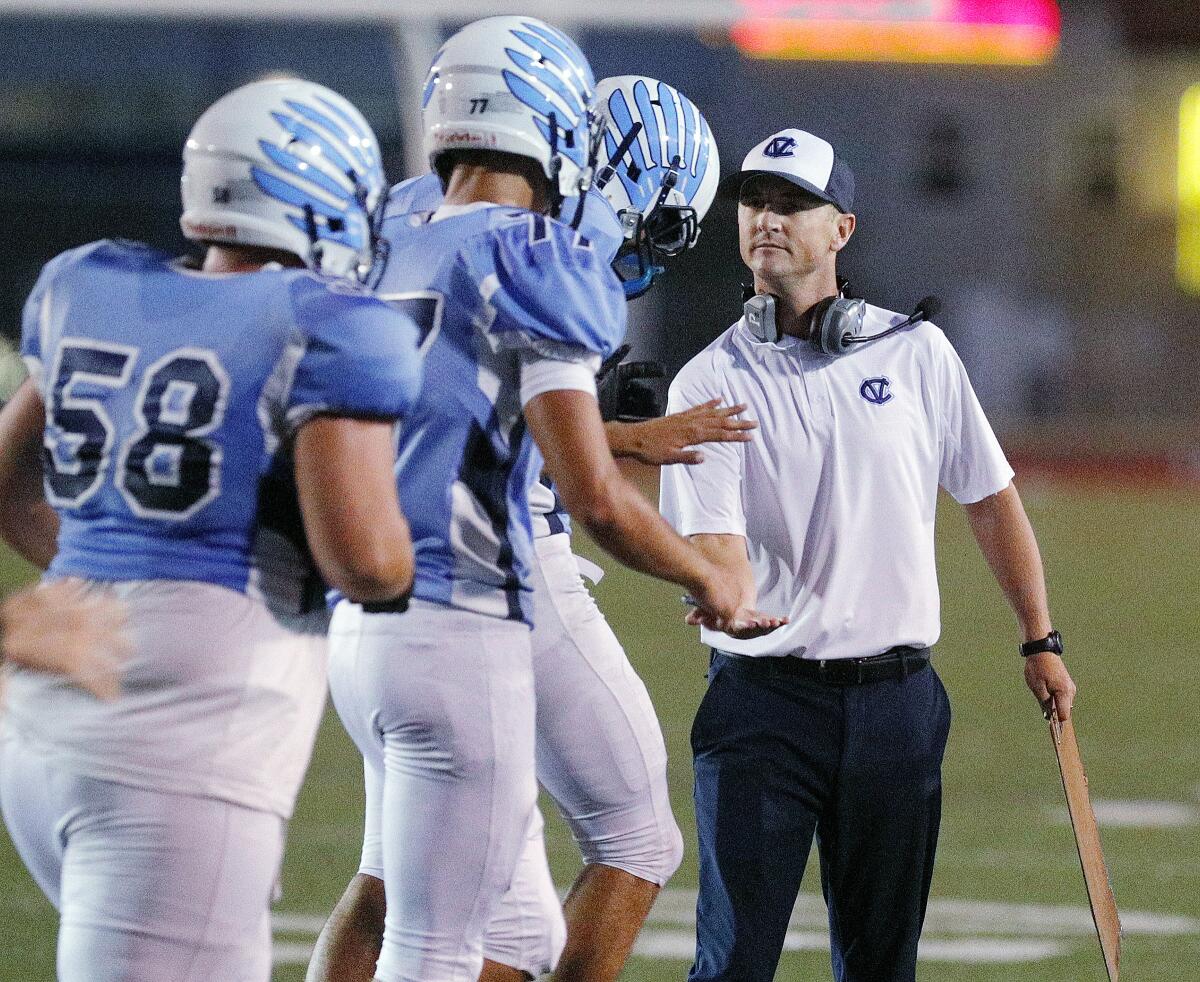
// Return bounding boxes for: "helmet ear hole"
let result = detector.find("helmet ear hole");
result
[646,206,698,257]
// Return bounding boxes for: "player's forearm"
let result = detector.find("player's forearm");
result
[964,482,1053,642]
[0,381,59,569]
[602,418,667,463]
[295,417,414,604]
[604,404,756,467]
[572,473,717,596]
[529,389,716,594]
[689,534,758,610]
[0,501,59,571]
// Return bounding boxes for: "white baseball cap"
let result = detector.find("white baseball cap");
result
[717,128,855,213]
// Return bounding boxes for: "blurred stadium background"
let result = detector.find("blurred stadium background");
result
[1,1,1199,979]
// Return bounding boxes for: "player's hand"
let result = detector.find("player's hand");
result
[1024,652,1076,720]
[618,400,756,466]
[0,579,131,701]
[684,573,787,640]
[686,605,788,640]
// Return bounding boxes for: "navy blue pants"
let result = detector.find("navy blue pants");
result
[689,652,952,982]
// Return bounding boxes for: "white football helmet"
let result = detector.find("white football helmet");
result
[594,76,720,298]
[180,78,386,281]
[422,16,599,210]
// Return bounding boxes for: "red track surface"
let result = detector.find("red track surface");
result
[1008,451,1200,491]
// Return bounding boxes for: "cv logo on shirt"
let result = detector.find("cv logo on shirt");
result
[860,377,893,405]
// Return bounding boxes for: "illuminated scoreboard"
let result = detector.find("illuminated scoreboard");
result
[1180,85,1200,295]
[732,0,1062,66]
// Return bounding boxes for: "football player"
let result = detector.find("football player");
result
[321,17,781,982]
[308,75,747,982]
[0,78,421,981]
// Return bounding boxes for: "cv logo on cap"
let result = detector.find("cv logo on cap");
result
[860,377,893,405]
[763,136,797,159]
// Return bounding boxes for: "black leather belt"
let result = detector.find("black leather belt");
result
[717,645,931,686]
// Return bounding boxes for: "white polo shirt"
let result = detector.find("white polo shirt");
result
[660,305,1014,661]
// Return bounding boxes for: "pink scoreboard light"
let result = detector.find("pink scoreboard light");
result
[732,0,1062,65]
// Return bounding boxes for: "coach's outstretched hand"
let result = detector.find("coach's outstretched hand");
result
[685,604,788,641]
[607,400,757,466]
[0,579,131,700]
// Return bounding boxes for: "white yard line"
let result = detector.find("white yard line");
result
[917,939,1072,963]
[272,912,330,935]
[636,931,1073,964]
[271,888,1200,967]
[272,941,316,966]
[1049,798,1200,829]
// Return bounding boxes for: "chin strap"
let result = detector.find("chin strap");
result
[570,110,610,229]
[595,121,643,192]
[352,170,388,286]
[546,112,565,220]
[570,164,594,230]
[302,204,324,273]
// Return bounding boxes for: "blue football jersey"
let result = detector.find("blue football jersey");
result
[21,240,422,610]
[374,201,626,621]
[383,176,627,543]
[385,174,626,266]
[383,173,445,217]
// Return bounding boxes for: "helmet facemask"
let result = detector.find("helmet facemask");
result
[603,148,702,299]
[592,77,719,298]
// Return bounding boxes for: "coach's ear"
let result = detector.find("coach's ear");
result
[831,211,855,253]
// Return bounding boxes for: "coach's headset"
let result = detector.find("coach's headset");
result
[743,281,942,355]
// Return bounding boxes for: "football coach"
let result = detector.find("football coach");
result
[660,128,1077,982]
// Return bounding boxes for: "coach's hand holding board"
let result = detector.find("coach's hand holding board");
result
[1028,650,1076,719]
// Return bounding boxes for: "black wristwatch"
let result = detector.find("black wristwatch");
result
[1020,630,1063,658]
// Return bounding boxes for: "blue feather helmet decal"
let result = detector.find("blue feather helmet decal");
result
[252,97,384,254]
[181,79,387,281]
[592,76,720,298]
[421,17,600,210]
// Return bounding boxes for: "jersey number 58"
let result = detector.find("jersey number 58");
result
[43,340,230,520]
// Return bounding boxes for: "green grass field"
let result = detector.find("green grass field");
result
[3,481,1199,980]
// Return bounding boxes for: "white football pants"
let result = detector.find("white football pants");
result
[0,734,284,982]
[327,598,543,982]
[526,533,682,886]
[353,534,682,977]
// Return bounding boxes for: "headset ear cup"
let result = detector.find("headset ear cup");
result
[834,299,867,354]
[812,298,866,356]
[810,297,840,355]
